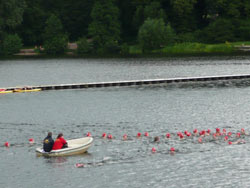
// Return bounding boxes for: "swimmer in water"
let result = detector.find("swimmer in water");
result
[154,136,160,142]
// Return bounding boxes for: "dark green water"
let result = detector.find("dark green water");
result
[1,57,250,188]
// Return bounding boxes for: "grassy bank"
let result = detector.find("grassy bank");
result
[129,42,250,56]
[6,41,250,60]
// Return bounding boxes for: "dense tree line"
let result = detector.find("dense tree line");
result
[1,0,250,54]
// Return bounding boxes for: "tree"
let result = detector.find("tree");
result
[43,14,68,54]
[77,37,92,54]
[17,0,46,46]
[88,0,121,53]
[60,0,94,41]
[0,34,22,55]
[170,0,198,33]
[201,18,235,43]
[144,1,167,21]
[0,0,26,37]
[138,18,175,51]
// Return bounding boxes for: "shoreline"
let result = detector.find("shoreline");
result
[1,51,249,60]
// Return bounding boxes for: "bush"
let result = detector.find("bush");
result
[0,34,23,55]
[201,19,235,43]
[43,14,68,55]
[120,43,130,55]
[176,32,196,43]
[138,18,175,51]
[43,35,68,55]
[104,40,120,53]
[77,37,91,54]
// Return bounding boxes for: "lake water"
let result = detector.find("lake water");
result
[1,57,250,188]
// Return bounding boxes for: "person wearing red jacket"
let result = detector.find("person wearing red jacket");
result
[52,133,68,150]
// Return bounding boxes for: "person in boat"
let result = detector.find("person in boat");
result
[52,133,68,150]
[43,132,54,152]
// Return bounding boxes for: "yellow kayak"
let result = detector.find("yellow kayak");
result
[0,90,13,94]
[14,88,41,93]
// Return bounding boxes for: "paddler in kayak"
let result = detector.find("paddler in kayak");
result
[52,133,68,150]
[43,132,54,152]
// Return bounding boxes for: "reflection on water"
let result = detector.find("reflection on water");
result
[45,157,68,164]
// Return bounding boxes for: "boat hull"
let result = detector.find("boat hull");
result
[14,88,41,93]
[0,90,13,94]
[36,137,93,157]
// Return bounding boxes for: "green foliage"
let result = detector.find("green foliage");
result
[76,37,91,54]
[44,14,64,41]
[234,19,250,41]
[170,0,198,32]
[17,0,46,46]
[138,18,175,51]
[120,43,130,55]
[161,42,234,54]
[3,0,250,54]
[144,2,167,21]
[60,0,94,41]
[88,0,121,53]
[0,34,23,55]
[176,32,196,43]
[0,0,26,32]
[43,35,68,55]
[201,18,235,43]
[43,14,68,54]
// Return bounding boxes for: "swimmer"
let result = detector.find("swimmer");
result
[228,139,246,145]
[154,136,160,142]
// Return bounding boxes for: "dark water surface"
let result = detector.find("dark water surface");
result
[1,57,250,188]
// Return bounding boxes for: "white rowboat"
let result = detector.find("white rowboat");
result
[36,137,93,157]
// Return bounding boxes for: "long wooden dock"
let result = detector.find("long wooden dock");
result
[3,74,250,92]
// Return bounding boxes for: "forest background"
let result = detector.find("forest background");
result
[1,0,250,56]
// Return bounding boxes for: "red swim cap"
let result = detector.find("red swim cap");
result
[4,142,9,147]
[170,147,175,152]
[102,133,106,138]
[86,132,91,137]
[108,134,113,139]
[152,147,156,153]
[166,133,171,138]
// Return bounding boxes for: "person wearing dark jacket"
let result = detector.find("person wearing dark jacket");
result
[43,132,54,152]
